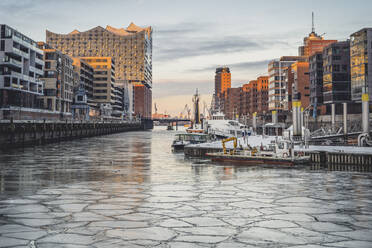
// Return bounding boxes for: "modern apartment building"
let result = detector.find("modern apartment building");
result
[37,42,74,115]
[323,41,351,113]
[268,56,305,112]
[72,58,94,104]
[112,85,124,117]
[46,23,152,118]
[281,66,294,112]
[0,24,44,119]
[291,61,310,109]
[350,28,372,101]
[116,79,133,119]
[223,87,240,119]
[256,76,269,115]
[248,80,258,116]
[80,57,116,113]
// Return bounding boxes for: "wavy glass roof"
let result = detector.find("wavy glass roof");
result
[47,22,151,37]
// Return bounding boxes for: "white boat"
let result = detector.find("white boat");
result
[204,112,248,138]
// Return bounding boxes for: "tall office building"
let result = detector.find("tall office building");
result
[0,24,44,119]
[323,41,351,109]
[215,67,231,96]
[46,23,152,118]
[350,28,372,101]
[214,67,231,112]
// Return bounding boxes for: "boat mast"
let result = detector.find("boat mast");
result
[193,89,201,124]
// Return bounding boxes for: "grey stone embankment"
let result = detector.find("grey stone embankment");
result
[0,119,147,149]
[185,144,372,171]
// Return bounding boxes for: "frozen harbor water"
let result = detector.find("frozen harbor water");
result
[0,127,372,247]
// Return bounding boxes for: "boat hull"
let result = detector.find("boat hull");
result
[172,144,185,152]
[206,153,309,166]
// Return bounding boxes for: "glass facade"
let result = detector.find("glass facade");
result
[350,28,371,101]
[322,41,351,104]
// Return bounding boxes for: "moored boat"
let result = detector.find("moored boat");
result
[172,133,209,152]
[206,137,310,166]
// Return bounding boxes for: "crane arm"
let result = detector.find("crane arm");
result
[222,137,237,155]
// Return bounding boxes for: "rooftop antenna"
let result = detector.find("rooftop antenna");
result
[312,12,315,33]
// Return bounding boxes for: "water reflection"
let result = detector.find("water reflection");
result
[1,127,372,246]
[1,127,372,198]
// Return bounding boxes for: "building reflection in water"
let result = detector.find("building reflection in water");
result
[0,132,152,198]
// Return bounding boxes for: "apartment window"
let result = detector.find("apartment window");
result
[4,77,10,87]
[0,40,4,51]
[45,53,55,60]
[45,62,51,69]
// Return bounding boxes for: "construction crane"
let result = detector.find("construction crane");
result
[222,137,237,155]
[186,105,191,119]
[202,101,211,119]
[179,104,191,119]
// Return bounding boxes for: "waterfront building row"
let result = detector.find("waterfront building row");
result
[0,23,152,120]
[269,26,372,118]
[213,25,372,123]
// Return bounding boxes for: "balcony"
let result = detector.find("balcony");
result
[6,47,23,58]
[2,57,22,70]
[35,57,44,65]
[13,35,32,50]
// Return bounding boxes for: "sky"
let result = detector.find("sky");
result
[1,0,372,116]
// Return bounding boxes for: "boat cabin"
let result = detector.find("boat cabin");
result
[174,133,208,143]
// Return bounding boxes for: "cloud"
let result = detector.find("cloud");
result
[153,80,212,98]
[188,59,271,73]
[154,22,212,36]
[154,35,262,62]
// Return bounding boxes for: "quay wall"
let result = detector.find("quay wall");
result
[309,151,372,171]
[185,145,372,171]
[0,120,144,149]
